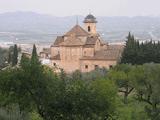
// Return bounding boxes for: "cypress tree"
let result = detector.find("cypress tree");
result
[121,32,137,64]
[8,52,12,64]
[32,44,37,59]
[30,44,41,75]
[121,34,160,65]
[12,44,18,66]
[31,44,40,65]
[20,53,30,69]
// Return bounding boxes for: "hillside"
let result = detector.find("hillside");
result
[0,11,160,44]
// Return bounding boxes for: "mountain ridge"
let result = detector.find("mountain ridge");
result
[0,11,160,44]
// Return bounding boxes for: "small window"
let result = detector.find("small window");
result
[85,65,88,69]
[95,65,99,69]
[53,63,56,66]
[109,65,113,69]
[88,26,91,32]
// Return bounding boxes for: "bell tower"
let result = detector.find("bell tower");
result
[83,14,97,35]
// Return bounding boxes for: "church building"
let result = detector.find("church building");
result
[43,14,123,73]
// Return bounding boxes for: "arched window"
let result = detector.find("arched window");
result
[88,26,91,32]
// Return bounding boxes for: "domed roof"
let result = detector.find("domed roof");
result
[84,14,97,23]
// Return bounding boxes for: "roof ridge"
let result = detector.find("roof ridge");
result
[65,24,89,36]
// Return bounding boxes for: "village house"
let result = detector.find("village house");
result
[41,14,123,73]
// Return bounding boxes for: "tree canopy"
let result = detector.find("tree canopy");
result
[0,45,118,120]
[121,32,160,65]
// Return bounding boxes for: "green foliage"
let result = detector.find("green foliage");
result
[0,47,8,69]
[109,63,160,119]
[12,44,18,66]
[0,67,118,119]
[20,53,31,69]
[117,98,149,120]
[0,45,118,120]
[90,79,117,119]
[84,68,108,81]
[7,46,14,64]
[121,32,138,64]
[133,64,160,120]
[71,70,82,81]
[108,64,134,104]
[31,44,39,65]
[121,32,160,65]
[0,105,30,120]
[31,112,43,120]
[1,43,160,120]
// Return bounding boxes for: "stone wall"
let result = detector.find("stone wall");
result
[51,46,59,57]
[80,59,117,72]
[84,23,96,34]
[83,47,94,57]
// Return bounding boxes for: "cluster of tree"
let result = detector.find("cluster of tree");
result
[0,44,19,70]
[8,44,20,66]
[0,47,8,69]
[1,43,160,120]
[121,32,160,65]
[0,45,118,120]
[108,64,160,120]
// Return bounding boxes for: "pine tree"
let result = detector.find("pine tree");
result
[12,44,18,66]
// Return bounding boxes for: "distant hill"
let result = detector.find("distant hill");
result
[0,11,160,44]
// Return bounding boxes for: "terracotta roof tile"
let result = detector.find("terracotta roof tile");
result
[65,25,89,36]
[60,36,85,46]
[108,45,124,52]
[85,36,97,45]
[80,49,122,60]
[53,36,64,46]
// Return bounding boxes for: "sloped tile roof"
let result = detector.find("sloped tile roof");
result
[65,25,89,36]
[108,45,124,52]
[52,25,107,47]
[85,36,97,45]
[80,49,122,60]
[60,36,85,46]
[53,36,64,46]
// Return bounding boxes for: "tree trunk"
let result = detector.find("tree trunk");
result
[124,92,128,104]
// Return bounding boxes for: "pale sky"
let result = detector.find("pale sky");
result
[0,0,160,16]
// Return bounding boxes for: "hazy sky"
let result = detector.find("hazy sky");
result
[0,0,160,16]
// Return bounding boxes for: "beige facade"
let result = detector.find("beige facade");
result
[42,14,123,73]
[84,23,97,35]
[80,60,117,73]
